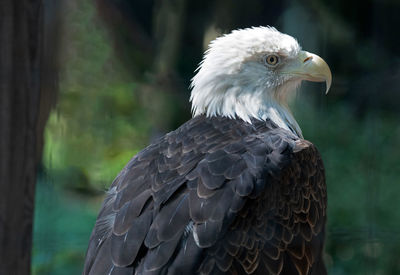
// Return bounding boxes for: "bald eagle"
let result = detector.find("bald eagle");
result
[83,27,331,275]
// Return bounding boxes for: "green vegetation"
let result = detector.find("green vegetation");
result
[43,0,151,191]
[32,182,100,275]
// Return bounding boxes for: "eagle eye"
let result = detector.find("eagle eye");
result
[264,54,279,67]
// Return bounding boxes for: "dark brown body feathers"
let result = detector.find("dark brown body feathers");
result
[83,116,327,275]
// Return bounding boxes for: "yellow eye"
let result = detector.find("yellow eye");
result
[264,55,279,66]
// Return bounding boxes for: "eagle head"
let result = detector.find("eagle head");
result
[190,26,332,137]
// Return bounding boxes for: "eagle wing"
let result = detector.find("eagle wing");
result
[211,138,327,275]
[83,117,327,275]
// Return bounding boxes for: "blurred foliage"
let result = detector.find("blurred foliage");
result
[43,0,151,190]
[34,0,400,274]
[32,180,100,275]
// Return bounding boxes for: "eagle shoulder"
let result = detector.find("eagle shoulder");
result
[206,128,327,275]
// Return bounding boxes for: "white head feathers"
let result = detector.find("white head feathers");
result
[190,26,303,137]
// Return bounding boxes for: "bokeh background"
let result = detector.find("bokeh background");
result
[33,0,400,274]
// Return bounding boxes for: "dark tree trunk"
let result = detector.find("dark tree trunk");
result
[0,1,44,274]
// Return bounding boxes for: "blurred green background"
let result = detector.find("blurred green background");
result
[33,0,400,274]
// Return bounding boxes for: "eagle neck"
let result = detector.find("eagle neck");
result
[191,83,303,138]
[257,98,303,138]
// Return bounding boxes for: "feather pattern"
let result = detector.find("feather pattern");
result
[83,115,327,275]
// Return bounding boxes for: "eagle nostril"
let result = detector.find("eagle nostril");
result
[303,56,313,63]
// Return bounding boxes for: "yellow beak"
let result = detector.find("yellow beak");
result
[282,51,332,94]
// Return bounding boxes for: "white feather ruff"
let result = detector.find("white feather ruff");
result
[190,26,304,137]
